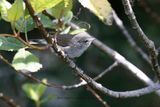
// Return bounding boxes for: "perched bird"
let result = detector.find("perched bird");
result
[31,32,95,58]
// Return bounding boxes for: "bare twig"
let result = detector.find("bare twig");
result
[63,62,118,89]
[112,11,151,64]
[86,85,110,107]
[0,92,20,107]
[122,0,160,79]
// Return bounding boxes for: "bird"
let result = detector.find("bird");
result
[30,32,95,58]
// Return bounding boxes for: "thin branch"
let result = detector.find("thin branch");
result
[0,53,61,88]
[62,62,118,89]
[0,34,48,50]
[0,92,20,107]
[94,61,118,80]
[112,11,151,65]
[86,85,110,107]
[122,0,160,79]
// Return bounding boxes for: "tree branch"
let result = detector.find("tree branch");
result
[112,11,151,65]
[0,92,20,107]
[122,0,160,79]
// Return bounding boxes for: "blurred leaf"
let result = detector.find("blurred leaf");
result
[22,79,47,102]
[39,14,53,28]
[0,0,23,22]
[0,0,11,21]
[60,26,71,34]
[15,16,35,32]
[36,79,47,98]
[12,49,42,72]
[47,0,72,18]
[30,0,62,14]
[70,28,86,35]
[0,36,25,51]
[40,94,55,104]
[78,0,113,25]
[63,11,73,24]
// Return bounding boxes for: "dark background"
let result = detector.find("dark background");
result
[0,0,160,107]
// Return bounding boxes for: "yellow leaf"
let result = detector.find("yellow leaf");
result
[78,0,113,25]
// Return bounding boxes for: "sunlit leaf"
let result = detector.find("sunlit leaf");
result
[0,36,25,51]
[30,0,62,14]
[78,0,113,25]
[22,79,47,102]
[70,28,86,35]
[47,0,72,18]
[0,0,11,21]
[0,0,23,22]
[12,49,42,72]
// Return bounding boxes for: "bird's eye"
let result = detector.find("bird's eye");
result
[84,40,89,43]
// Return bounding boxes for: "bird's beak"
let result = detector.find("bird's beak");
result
[88,37,95,41]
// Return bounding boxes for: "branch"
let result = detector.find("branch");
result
[122,0,160,79]
[0,92,20,107]
[86,85,110,107]
[112,11,151,65]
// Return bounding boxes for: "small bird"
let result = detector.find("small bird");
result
[31,32,95,58]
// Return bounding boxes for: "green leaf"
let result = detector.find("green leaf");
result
[0,0,11,21]
[39,14,53,28]
[36,79,47,98]
[12,49,42,72]
[30,0,63,14]
[22,83,40,101]
[78,0,113,25]
[47,0,72,18]
[0,36,25,51]
[40,94,55,104]
[0,0,23,22]
[63,11,73,24]
[15,16,35,32]
[22,79,47,102]
[70,28,87,35]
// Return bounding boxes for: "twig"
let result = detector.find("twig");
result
[0,92,20,107]
[86,85,110,107]
[0,53,61,88]
[62,62,118,89]
[122,0,160,79]
[112,11,151,65]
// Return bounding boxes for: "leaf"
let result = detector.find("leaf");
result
[39,14,53,28]
[36,79,47,98]
[15,16,35,32]
[47,0,73,18]
[78,0,113,25]
[63,11,73,24]
[0,0,23,22]
[12,49,42,72]
[0,0,11,21]
[70,28,87,35]
[40,94,55,104]
[22,83,40,101]
[22,79,47,102]
[7,0,23,22]
[30,0,63,14]
[0,36,25,51]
